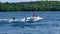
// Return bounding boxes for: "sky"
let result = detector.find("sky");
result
[0,0,40,2]
[0,0,59,2]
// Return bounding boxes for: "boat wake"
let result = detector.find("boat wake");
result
[0,19,20,22]
[0,18,43,23]
[0,15,43,23]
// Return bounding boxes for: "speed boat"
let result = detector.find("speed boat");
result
[20,15,43,22]
[30,16,42,22]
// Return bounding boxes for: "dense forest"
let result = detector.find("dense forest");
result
[0,1,60,11]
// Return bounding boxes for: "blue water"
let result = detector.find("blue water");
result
[0,11,60,34]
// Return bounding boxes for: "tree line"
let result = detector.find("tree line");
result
[0,1,60,11]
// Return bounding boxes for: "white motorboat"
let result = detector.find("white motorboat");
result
[20,15,43,22]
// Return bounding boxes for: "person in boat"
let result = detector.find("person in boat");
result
[32,14,38,17]
[32,14,36,17]
[13,17,15,20]
[36,15,38,17]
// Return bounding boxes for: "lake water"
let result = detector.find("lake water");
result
[0,11,60,34]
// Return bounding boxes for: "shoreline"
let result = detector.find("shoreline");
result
[0,10,60,12]
[0,1,60,11]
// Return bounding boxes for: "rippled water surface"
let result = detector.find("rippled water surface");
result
[0,11,60,34]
